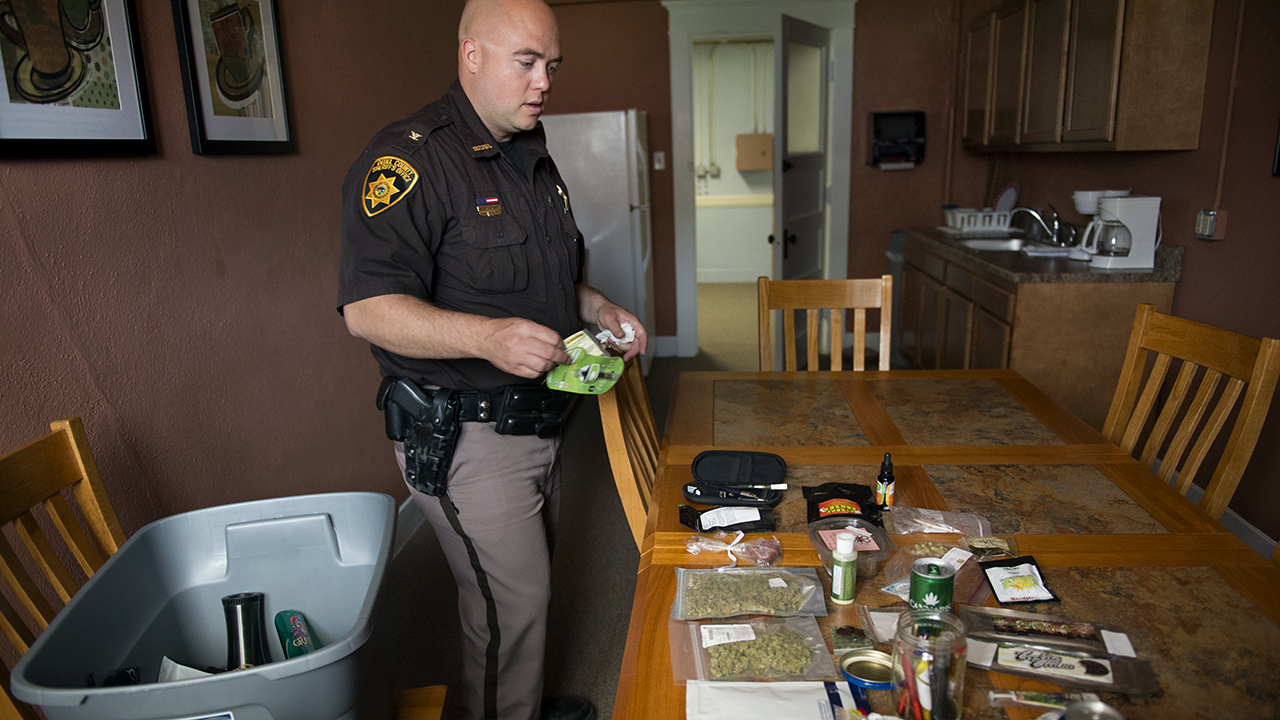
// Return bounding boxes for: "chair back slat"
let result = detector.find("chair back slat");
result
[1157,368,1222,487]
[1104,304,1280,523]
[0,593,35,657]
[599,360,660,550]
[45,493,107,576]
[14,512,80,604]
[806,309,820,370]
[0,540,55,630]
[1139,360,1198,468]
[758,276,893,372]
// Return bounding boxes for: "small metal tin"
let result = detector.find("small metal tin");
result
[839,648,894,690]
[1062,701,1126,720]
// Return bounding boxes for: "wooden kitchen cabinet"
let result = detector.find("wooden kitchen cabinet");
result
[963,12,995,145]
[964,0,1213,152]
[899,229,1179,429]
[989,0,1028,145]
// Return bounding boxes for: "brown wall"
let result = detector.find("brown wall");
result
[0,0,471,532]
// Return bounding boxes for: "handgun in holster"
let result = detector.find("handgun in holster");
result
[377,377,459,497]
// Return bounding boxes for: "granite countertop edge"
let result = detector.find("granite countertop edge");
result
[904,227,1183,284]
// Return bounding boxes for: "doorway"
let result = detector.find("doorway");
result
[662,0,856,359]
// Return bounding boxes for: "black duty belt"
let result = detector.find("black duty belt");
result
[376,377,570,497]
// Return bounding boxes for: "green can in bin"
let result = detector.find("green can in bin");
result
[275,610,321,658]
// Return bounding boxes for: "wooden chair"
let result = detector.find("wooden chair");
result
[758,275,893,371]
[0,417,127,719]
[1103,304,1280,522]
[394,685,447,720]
[598,359,660,550]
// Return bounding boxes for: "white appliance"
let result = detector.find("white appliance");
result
[1088,195,1161,270]
[540,110,655,371]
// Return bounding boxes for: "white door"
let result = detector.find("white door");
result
[771,14,831,366]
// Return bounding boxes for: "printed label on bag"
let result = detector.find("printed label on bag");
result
[701,624,756,648]
[768,578,787,588]
[698,506,761,530]
[996,645,1113,684]
[818,527,879,551]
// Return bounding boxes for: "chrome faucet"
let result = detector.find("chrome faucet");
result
[1010,204,1077,247]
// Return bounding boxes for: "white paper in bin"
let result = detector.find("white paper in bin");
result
[10,492,396,720]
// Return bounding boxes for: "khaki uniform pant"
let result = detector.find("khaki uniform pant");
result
[397,422,561,720]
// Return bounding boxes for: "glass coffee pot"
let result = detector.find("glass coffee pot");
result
[1081,217,1132,257]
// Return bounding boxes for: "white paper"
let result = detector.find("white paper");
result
[939,547,973,569]
[699,506,761,530]
[1101,630,1136,658]
[967,639,997,668]
[157,655,213,683]
[701,624,756,648]
[686,680,856,720]
[768,577,787,588]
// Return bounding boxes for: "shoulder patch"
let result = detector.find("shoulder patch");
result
[362,156,419,217]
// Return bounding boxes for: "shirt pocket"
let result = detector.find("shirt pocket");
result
[460,214,530,294]
[560,209,583,284]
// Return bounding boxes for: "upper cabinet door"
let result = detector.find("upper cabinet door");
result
[1021,0,1071,144]
[1062,0,1124,142]
[989,0,1029,146]
[963,13,995,146]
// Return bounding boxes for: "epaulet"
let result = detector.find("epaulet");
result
[386,107,453,155]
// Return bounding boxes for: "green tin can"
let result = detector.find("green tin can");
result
[908,558,955,612]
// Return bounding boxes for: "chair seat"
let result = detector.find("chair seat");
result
[393,685,447,720]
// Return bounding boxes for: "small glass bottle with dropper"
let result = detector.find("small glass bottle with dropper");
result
[875,452,895,507]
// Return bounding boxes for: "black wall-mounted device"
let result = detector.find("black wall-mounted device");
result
[868,111,925,168]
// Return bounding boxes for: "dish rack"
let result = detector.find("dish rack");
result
[943,209,1012,233]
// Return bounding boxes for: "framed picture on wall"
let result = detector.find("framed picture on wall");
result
[0,0,155,157]
[171,0,294,154]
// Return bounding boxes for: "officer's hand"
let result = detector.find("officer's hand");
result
[483,318,572,378]
[596,304,649,361]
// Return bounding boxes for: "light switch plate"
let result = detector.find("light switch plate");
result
[653,151,665,170]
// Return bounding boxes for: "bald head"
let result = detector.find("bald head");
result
[456,0,562,142]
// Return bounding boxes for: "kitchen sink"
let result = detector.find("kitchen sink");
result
[954,237,1028,252]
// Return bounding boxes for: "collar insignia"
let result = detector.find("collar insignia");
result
[472,143,493,152]
[476,196,503,217]
[362,156,419,217]
[409,130,422,141]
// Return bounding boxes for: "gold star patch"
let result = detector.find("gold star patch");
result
[362,156,420,217]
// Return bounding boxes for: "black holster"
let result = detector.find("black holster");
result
[377,377,460,497]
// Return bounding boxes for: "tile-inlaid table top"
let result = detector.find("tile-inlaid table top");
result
[614,370,1277,720]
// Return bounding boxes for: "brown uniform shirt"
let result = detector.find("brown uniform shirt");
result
[338,81,584,391]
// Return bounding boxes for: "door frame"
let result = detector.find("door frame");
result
[661,0,856,357]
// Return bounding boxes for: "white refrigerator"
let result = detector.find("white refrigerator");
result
[540,110,655,372]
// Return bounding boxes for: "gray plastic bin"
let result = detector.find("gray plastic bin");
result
[11,492,396,720]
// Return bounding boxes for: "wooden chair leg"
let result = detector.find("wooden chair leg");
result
[393,685,448,720]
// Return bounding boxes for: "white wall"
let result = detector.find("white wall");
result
[693,40,775,283]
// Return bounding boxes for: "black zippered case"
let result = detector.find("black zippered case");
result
[681,450,786,508]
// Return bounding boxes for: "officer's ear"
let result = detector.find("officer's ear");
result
[460,37,481,75]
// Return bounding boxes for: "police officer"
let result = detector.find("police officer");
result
[337,1,646,718]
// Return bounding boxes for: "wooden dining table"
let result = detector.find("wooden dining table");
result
[612,369,1280,720]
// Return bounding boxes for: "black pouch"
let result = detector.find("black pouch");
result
[682,450,786,508]
[679,504,776,533]
[494,385,570,438]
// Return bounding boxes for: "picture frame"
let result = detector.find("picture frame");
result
[0,0,155,158]
[171,0,294,154]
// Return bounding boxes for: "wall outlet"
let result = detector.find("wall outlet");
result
[1195,209,1228,240]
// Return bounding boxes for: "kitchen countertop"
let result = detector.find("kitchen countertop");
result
[905,226,1182,284]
